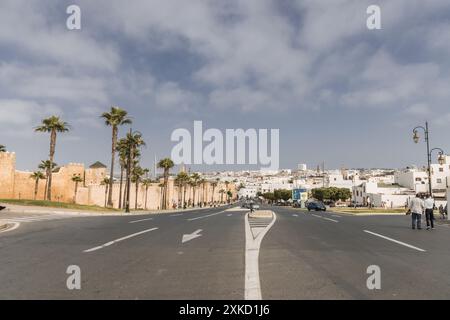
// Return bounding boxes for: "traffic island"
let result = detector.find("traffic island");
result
[249,210,273,219]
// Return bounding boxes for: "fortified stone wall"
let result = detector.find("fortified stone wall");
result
[0,152,15,199]
[0,152,237,209]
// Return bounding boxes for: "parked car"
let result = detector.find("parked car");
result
[307,201,326,211]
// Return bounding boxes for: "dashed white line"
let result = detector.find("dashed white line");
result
[83,227,158,253]
[129,217,153,223]
[323,217,339,223]
[363,230,426,252]
[187,211,224,221]
[312,214,322,218]
[170,214,183,217]
[292,214,299,217]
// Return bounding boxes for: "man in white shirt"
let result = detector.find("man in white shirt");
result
[424,195,435,230]
[409,194,425,230]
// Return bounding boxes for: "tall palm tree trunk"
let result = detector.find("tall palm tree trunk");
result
[107,126,117,207]
[163,171,169,209]
[47,130,57,201]
[135,181,139,209]
[104,185,109,207]
[118,165,124,209]
[34,178,39,200]
[43,177,48,200]
[193,187,196,207]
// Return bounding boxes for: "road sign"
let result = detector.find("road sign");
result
[292,189,307,201]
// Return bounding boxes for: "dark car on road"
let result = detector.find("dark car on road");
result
[307,201,326,212]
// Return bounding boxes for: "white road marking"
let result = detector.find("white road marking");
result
[227,214,232,216]
[129,217,153,223]
[293,214,299,217]
[364,230,426,252]
[187,211,224,221]
[311,214,338,223]
[83,228,158,253]
[182,229,203,243]
[331,215,341,218]
[0,222,20,234]
[245,211,277,300]
[170,214,183,217]
[323,217,339,223]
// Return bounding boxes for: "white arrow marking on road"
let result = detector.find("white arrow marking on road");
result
[182,229,203,243]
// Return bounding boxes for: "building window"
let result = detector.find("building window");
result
[415,178,422,182]
[437,179,442,184]
[439,168,444,172]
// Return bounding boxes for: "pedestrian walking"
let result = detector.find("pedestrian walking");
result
[424,195,435,230]
[408,194,425,230]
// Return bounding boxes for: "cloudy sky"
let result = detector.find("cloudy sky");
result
[1,0,450,172]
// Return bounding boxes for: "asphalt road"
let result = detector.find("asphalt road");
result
[1,205,450,299]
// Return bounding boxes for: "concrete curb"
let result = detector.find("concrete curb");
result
[0,204,232,216]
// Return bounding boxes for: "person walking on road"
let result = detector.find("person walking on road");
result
[409,194,425,230]
[424,195,435,230]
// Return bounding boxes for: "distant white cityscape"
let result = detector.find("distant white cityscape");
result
[199,156,450,208]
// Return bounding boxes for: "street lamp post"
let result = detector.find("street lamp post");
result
[125,128,132,213]
[412,122,446,197]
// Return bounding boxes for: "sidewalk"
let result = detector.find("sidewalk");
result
[0,203,230,216]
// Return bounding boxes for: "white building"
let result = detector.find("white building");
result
[353,181,415,208]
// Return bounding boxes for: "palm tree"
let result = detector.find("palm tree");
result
[199,178,206,207]
[116,138,128,209]
[101,177,110,207]
[141,178,152,210]
[0,144,6,152]
[210,180,218,205]
[225,181,230,203]
[219,189,225,203]
[122,132,145,210]
[157,158,174,209]
[71,174,83,203]
[132,166,146,210]
[35,116,69,201]
[101,107,132,207]
[227,190,233,203]
[190,173,201,207]
[38,160,57,201]
[175,171,189,209]
[30,171,45,200]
